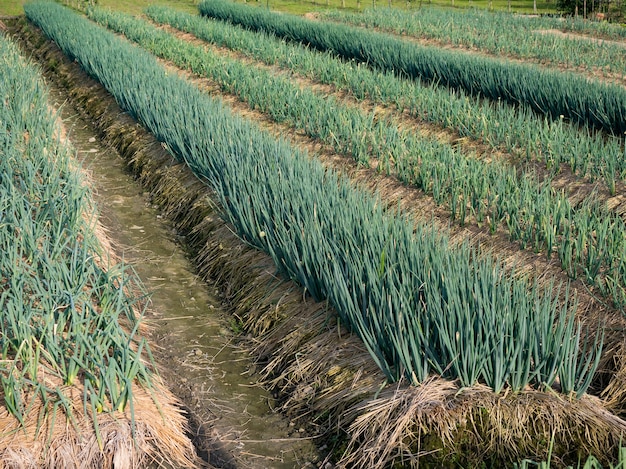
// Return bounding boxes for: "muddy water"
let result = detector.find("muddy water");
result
[46,86,321,469]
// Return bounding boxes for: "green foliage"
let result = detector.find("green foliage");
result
[0,33,153,430]
[555,0,593,16]
[554,0,626,21]
[321,6,626,75]
[93,6,626,309]
[199,0,626,135]
[0,0,27,15]
[25,1,605,396]
[145,6,626,194]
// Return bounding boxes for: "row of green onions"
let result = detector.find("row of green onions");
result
[25,1,603,396]
[0,30,153,436]
[321,6,626,78]
[88,7,626,309]
[144,5,626,194]
[198,0,626,136]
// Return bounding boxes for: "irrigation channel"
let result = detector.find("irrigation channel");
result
[44,77,321,468]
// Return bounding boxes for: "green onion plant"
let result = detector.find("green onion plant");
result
[25,1,604,397]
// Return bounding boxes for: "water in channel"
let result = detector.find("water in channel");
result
[46,85,321,469]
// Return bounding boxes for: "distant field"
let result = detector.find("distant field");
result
[230,0,558,14]
[93,0,199,15]
[0,0,26,16]
[0,0,197,16]
[0,0,556,17]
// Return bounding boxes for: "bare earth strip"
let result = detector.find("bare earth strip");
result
[535,28,626,49]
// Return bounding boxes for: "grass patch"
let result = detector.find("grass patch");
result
[95,0,199,15]
[0,0,557,17]
[0,0,27,16]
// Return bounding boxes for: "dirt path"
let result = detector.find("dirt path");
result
[535,28,626,49]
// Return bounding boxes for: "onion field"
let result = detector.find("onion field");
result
[199,0,626,135]
[143,6,626,190]
[26,0,598,395]
[89,6,626,312]
[8,0,626,466]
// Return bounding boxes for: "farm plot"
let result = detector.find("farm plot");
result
[26,0,594,395]
[0,30,196,468]
[320,6,626,82]
[21,1,626,467]
[145,5,626,192]
[88,7,626,314]
[198,0,626,136]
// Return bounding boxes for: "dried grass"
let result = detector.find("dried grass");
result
[0,369,198,468]
[602,340,626,411]
[340,378,626,468]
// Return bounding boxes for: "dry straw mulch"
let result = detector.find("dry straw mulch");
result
[0,377,198,469]
[340,378,626,468]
